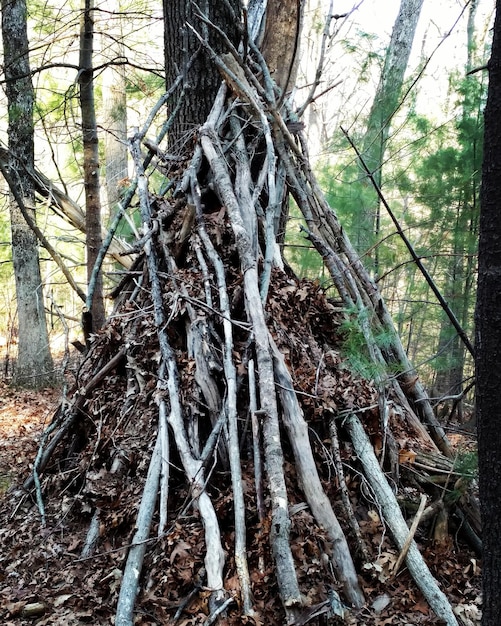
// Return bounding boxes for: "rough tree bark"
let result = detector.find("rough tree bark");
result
[476,2,501,625]
[1,0,54,387]
[259,0,304,95]
[163,0,241,151]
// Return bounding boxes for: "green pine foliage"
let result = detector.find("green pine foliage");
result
[338,305,399,381]
[291,69,486,390]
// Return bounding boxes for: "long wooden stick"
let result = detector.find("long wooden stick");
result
[191,173,254,615]
[345,413,459,626]
[115,433,162,626]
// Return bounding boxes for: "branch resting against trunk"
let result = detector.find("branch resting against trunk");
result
[0,144,133,268]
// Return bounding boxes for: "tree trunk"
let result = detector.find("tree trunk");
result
[79,0,106,333]
[358,0,424,271]
[101,0,128,215]
[163,0,241,152]
[476,3,501,625]
[1,0,54,387]
[259,0,303,95]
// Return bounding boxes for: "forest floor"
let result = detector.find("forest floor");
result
[0,378,482,625]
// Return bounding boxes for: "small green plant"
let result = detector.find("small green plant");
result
[446,449,478,504]
[453,449,478,480]
[339,305,396,381]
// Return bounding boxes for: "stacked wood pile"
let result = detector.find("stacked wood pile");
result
[3,45,480,626]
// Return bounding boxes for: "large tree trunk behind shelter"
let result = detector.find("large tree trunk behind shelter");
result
[163,0,241,152]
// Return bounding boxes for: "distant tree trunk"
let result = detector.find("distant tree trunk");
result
[1,0,54,387]
[359,0,424,271]
[476,3,501,626]
[163,0,241,152]
[79,0,106,334]
[432,205,477,422]
[102,0,128,214]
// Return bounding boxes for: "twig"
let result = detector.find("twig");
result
[392,493,427,577]
[24,347,127,492]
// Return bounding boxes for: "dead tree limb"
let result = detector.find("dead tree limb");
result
[344,413,459,626]
[270,337,365,608]
[190,174,254,615]
[115,432,162,626]
[329,417,371,564]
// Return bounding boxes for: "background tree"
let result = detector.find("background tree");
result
[476,1,501,624]
[79,0,106,334]
[102,0,128,215]
[1,0,54,387]
[351,0,424,270]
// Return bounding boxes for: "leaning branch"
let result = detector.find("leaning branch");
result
[115,433,162,626]
[344,413,459,626]
[0,157,86,302]
[130,133,226,599]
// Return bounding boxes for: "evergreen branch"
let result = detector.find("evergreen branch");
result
[342,127,475,358]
